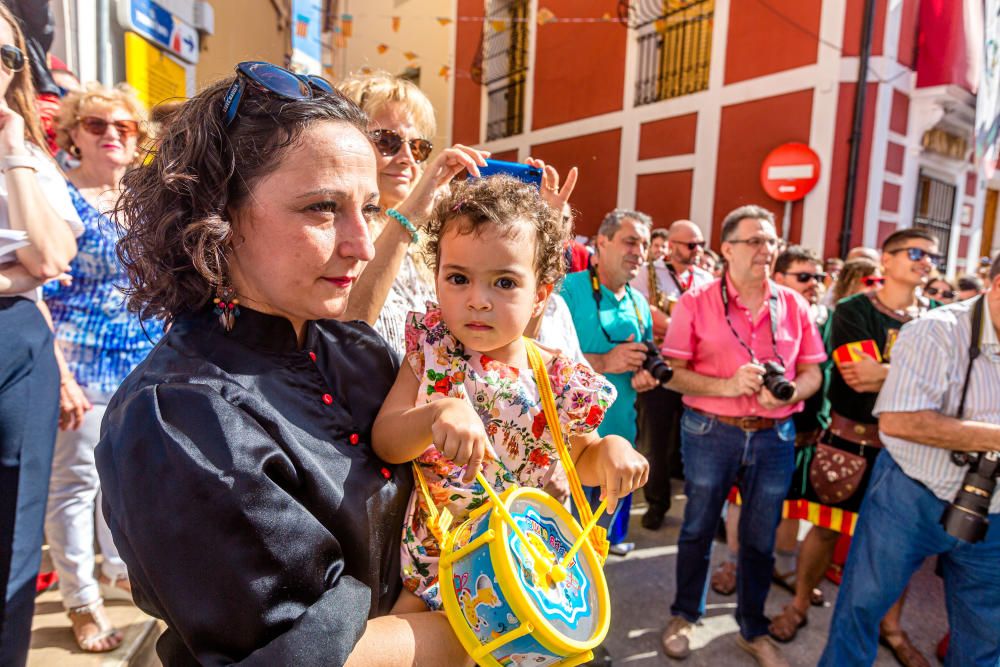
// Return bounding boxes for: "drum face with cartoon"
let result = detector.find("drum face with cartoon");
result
[439,486,610,667]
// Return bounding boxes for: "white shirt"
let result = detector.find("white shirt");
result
[630,258,713,304]
[373,250,436,357]
[0,144,84,301]
[537,293,588,366]
[874,297,1000,513]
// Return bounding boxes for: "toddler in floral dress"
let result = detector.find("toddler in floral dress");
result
[372,175,649,612]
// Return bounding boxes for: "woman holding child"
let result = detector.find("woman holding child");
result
[96,61,646,665]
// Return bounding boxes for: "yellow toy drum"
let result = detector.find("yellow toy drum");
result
[438,483,610,667]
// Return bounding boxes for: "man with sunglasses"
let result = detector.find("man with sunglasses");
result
[659,206,824,667]
[631,219,712,530]
[773,228,941,664]
[561,209,658,554]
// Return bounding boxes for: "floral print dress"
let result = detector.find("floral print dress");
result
[400,306,617,609]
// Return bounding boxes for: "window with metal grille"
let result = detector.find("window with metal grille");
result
[483,0,530,140]
[634,0,714,106]
[913,172,956,266]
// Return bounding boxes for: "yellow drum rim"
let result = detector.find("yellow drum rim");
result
[489,486,610,655]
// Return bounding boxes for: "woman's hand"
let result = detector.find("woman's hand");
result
[592,436,649,514]
[59,376,92,431]
[431,398,495,483]
[0,99,29,158]
[396,145,490,224]
[524,157,578,213]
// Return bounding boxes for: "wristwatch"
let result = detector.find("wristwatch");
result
[0,155,40,173]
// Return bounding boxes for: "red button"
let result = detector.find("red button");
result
[380,467,391,480]
[322,394,333,405]
[308,351,317,362]
[349,433,359,445]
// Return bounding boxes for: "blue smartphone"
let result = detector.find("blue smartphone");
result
[470,159,543,188]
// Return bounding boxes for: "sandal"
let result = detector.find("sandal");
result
[67,600,124,653]
[98,573,132,602]
[710,561,737,595]
[771,569,825,606]
[768,603,808,643]
[879,629,931,667]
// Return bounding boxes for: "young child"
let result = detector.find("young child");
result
[372,175,649,612]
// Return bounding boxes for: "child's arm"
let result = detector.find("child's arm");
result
[569,431,649,514]
[372,365,494,484]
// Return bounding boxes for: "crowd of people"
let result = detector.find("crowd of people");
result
[0,7,997,667]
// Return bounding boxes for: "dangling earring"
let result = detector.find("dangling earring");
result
[69,144,81,158]
[213,283,240,332]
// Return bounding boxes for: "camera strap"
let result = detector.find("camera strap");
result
[720,275,786,366]
[957,295,985,420]
[589,264,646,344]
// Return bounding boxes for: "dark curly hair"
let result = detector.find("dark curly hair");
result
[424,176,567,286]
[113,73,369,321]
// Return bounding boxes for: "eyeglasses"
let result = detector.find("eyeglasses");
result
[784,272,826,284]
[887,246,942,264]
[222,61,334,127]
[675,241,705,251]
[369,129,433,163]
[77,116,140,138]
[1,45,23,72]
[924,285,956,299]
[861,276,885,287]
[726,237,779,250]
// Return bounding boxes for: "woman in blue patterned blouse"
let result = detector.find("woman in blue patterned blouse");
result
[41,82,163,653]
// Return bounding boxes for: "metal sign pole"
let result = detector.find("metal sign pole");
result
[783,200,793,242]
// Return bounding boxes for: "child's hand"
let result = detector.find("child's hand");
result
[594,436,649,514]
[432,398,496,484]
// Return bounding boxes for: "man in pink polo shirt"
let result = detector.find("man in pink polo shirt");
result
[658,205,825,667]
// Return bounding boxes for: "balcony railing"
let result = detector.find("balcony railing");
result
[634,0,714,106]
[483,0,529,140]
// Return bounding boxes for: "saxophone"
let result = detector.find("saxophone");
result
[647,261,668,313]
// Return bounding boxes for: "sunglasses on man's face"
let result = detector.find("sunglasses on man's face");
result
[675,241,705,252]
[861,275,885,287]
[924,286,956,300]
[785,272,826,284]
[369,129,433,163]
[888,246,942,264]
[77,116,140,139]
[0,45,23,72]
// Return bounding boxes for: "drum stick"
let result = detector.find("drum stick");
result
[475,472,554,566]
[559,498,607,569]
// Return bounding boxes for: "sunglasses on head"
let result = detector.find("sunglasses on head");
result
[222,61,335,127]
[369,129,433,163]
[0,45,23,72]
[77,116,140,138]
[924,285,956,299]
[861,275,885,287]
[786,271,826,284]
[888,246,942,264]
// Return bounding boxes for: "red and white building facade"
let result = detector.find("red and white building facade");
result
[449,0,999,273]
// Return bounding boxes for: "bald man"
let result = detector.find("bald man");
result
[631,219,714,529]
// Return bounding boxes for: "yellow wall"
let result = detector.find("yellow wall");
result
[196,0,291,89]
[329,0,455,154]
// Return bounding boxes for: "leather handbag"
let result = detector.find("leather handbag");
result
[809,442,867,505]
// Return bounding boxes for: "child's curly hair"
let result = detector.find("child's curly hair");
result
[425,175,567,286]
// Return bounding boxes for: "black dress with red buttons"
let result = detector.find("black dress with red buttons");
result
[95,306,412,667]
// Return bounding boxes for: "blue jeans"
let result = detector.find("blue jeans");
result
[819,452,1000,667]
[670,409,796,640]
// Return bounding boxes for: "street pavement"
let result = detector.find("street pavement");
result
[601,491,947,667]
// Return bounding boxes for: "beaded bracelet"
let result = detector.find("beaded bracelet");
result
[386,208,419,244]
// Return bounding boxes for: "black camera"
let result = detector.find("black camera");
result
[642,341,673,385]
[761,361,795,401]
[940,451,1000,543]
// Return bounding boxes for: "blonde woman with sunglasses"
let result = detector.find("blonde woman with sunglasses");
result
[41,82,161,653]
[0,4,83,665]
[338,71,489,354]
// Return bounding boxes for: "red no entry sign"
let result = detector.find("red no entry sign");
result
[760,143,821,202]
